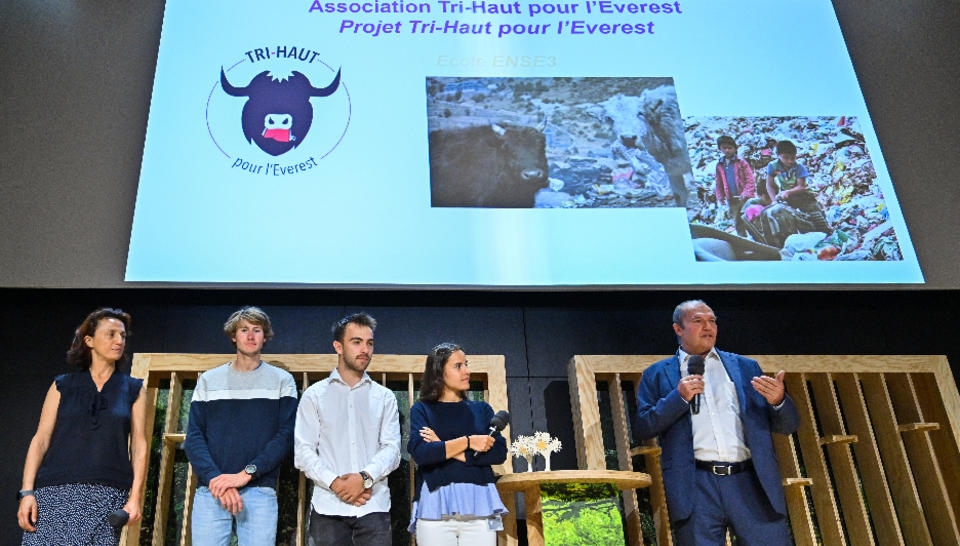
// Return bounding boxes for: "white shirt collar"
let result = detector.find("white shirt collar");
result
[328,366,371,387]
[678,347,720,370]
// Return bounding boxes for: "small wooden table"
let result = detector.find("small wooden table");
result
[496,470,651,546]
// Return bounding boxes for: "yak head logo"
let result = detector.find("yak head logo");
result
[220,67,341,156]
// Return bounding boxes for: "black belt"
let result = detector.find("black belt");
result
[695,459,752,476]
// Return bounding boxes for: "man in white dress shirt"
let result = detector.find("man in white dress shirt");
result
[294,313,401,545]
[634,300,799,545]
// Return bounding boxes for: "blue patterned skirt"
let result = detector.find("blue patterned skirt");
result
[21,483,128,546]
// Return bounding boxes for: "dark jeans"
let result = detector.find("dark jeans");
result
[309,511,391,546]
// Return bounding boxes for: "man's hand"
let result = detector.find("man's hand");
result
[217,487,243,515]
[330,473,366,504]
[752,370,786,405]
[351,488,373,507]
[208,471,252,498]
[17,495,37,532]
[678,374,704,402]
[468,435,496,453]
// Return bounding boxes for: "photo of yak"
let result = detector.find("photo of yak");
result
[425,77,693,209]
[429,122,548,208]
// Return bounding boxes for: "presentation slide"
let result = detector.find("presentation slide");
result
[126,0,924,286]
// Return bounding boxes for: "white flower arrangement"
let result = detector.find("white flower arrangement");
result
[533,431,562,471]
[509,431,562,472]
[509,434,538,472]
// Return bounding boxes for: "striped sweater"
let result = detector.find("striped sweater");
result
[184,361,297,488]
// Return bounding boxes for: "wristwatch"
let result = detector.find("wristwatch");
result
[359,471,374,489]
[17,489,34,501]
[244,464,258,478]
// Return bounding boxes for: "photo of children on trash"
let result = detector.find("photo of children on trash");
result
[684,116,903,261]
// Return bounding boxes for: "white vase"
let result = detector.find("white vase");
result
[544,453,551,471]
[524,456,534,472]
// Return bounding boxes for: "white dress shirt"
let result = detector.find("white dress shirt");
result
[679,348,751,463]
[294,368,401,517]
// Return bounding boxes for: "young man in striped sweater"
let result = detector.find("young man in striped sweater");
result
[184,306,298,544]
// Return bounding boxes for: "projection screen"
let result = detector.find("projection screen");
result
[125,0,923,286]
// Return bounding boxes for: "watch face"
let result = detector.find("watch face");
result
[245,464,257,475]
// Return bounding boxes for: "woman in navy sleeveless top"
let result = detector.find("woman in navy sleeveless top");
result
[17,308,148,546]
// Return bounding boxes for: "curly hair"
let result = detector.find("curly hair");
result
[66,308,132,370]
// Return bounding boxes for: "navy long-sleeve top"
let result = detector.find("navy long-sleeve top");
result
[407,399,507,502]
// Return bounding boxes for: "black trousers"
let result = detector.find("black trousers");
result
[308,510,391,546]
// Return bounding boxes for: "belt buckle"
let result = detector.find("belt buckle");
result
[712,464,731,476]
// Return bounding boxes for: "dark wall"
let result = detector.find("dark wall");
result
[0,1,959,287]
[2,288,959,539]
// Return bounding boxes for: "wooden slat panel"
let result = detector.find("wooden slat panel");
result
[180,463,198,546]
[151,438,176,546]
[621,369,651,537]
[297,372,310,546]
[152,373,184,546]
[131,353,510,546]
[808,373,873,546]
[898,428,960,544]
[886,374,960,545]
[887,373,923,423]
[785,373,846,545]
[567,356,605,470]
[482,356,512,474]
[772,433,816,546]
[574,354,950,375]
[911,372,960,527]
[498,488,519,546]
[408,373,416,507]
[859,373,934,546]
[609,374,644,546]
[135,353,506,375]
[627,375,671,546]
[525,486,544,546]
[834,374,905,546]
[772,428,801,480]
[568,356,958,546]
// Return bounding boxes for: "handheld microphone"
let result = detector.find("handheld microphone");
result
[107,509,129,528]
[488,410,510,436]
[687,355,705,415]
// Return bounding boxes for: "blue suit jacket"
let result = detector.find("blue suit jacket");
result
[633,351,799,522]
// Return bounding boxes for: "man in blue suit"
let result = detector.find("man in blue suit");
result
[634,300,799,545]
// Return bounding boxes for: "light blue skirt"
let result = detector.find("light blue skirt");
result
[408,481,508,534]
